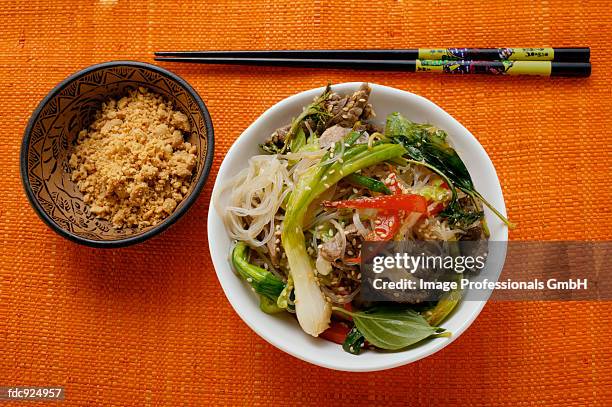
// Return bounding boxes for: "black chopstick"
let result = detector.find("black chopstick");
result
[155,47,590,62]
[153,57,591,77]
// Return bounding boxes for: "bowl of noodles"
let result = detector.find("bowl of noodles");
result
[208,83,510,371]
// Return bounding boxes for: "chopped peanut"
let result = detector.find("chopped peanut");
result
[69,87,197,229]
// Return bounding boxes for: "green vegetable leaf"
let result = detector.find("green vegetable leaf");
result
[276,275,295,312]
[385,112,514,229]
[259,295,284,314]
[290,127,307,153]
[231,242,285,301]
[419,180,451,202]
[260,140,283,155]
[282,138,405,336]
[385,112,421,143]
[404,144,424,161]
[282,86,332,152]
[342,327,366,355]
[441,205,484,228]
[346,173,392,194]
[425,288,462,326]
[386,113,474,190]
[333,306,450,350]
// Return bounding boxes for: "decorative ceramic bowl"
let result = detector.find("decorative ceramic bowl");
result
[208,83,508,371]
[21,61,214,247]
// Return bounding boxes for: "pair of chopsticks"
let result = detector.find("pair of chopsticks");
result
[155,47,591,77]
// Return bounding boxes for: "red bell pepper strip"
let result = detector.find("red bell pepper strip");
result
[320,322,351,344]
[325,172,431,243]
[385,170,402,193]
[366,172,403,241]
[322,194,427,213]
[344,257,362,265]
[323,193,425,241]
[366,212,401,241]
[429,203,445,216]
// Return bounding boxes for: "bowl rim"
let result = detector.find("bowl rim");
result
[208,82,508,371]
[20,60,215,248]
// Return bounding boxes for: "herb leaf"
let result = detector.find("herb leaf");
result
[441,204,484,229]
[342,327,366,355]
[333,306,450,351]
[386,113,474,190]
[282,86,332,152]
[385,112,514,228]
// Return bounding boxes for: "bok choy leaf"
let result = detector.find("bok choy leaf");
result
[282,139,406,336]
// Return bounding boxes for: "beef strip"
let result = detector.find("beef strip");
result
[261,124,290,153]
[324,83,374,129]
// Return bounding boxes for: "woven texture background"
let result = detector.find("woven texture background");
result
[1,0,611,405]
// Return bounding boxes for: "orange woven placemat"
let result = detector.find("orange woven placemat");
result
[1,0,611,405]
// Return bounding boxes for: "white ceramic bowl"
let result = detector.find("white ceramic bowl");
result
[208,83,508,372]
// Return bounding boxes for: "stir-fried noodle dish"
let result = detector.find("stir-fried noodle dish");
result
[215,84,511,354]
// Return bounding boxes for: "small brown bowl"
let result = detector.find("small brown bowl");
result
[20,61,214,247]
